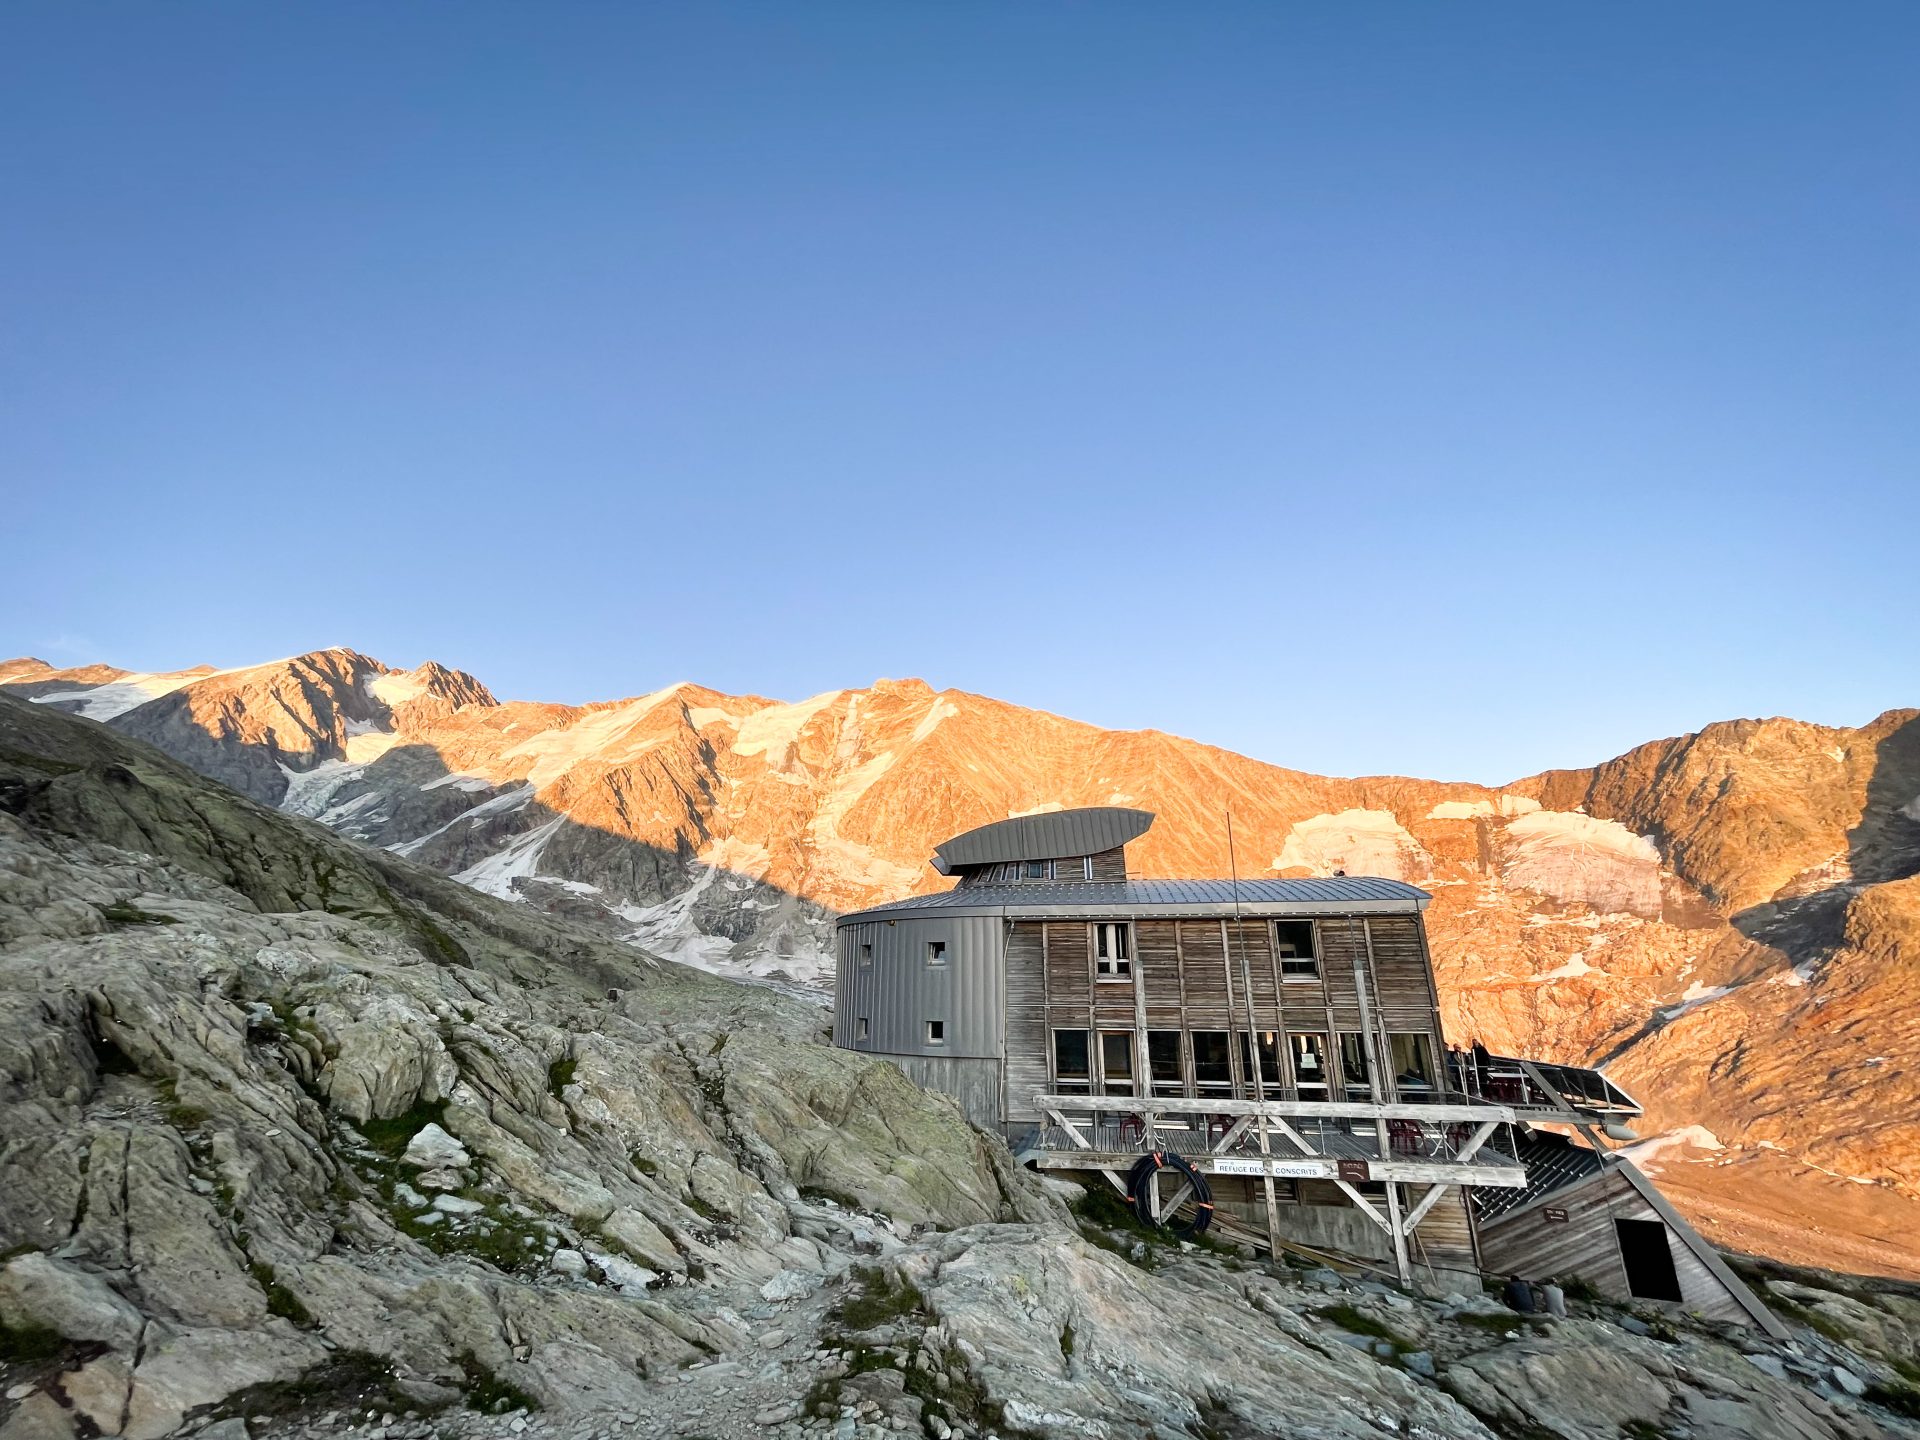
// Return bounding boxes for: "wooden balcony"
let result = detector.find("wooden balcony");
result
[1022,1093,1529,1189]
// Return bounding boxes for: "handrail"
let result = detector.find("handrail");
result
[1032,1093,1520,1124]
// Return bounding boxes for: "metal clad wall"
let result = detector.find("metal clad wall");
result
[879,1055,1004,1131]
[835,913,1007,1060]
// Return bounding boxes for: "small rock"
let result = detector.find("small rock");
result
[1402,1351,1436,1378]
[5,1383,36,1401]
[1831,1365,1867,1397]
[1746,1354,1789,1381]
[1619,1315,1651,1336]
[550,1248,589,1277]
[403,1123,471,1170]
[762,1270,822,1303]
[432,1194,484,1215]
[760,1329,792,1350]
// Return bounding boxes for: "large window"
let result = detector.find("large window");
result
[1052,1029,1091,1094]
[1099,1032,1136,1096]
[1192,1031,1233,1097]
[1236,1031,1285,1098]
[1289,1032,1330,1099]
[1391,1033,1436,1091]
[1146,1031,1184,1097]
[1094,922,1132,981]
[1338,1032,1372,1097]
[1275,920,1319,980]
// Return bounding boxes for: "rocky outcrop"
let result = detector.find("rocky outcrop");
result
[4,653,1919,1280]
[3,693,1919,1439]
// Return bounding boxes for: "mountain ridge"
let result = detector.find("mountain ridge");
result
[5,646,1918,1278]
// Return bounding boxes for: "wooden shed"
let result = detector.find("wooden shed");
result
[1475,1131,1786,1338]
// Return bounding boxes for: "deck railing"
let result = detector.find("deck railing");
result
[1026,1092,1530,1188]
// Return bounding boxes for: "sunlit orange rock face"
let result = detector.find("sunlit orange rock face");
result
[7,649,1919,1276]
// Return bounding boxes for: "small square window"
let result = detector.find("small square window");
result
[1024,859,1050,881]
[926,940,947,966]
[926,1019,946,1045]
[855,1017,869,1042]
[859,942,873,967]
[1276,920,1319,980]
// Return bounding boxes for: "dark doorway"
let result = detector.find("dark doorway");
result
[1615,1218,1683,1301]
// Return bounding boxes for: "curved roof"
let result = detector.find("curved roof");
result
[932,806,1155,875]
[840,876,1430,924]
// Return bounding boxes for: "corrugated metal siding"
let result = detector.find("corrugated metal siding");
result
[935,807,1155,869]
[878,1056,1003,1131]
[835,912,1007,1061]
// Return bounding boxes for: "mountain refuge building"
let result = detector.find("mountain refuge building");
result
[831,805,1780,1332]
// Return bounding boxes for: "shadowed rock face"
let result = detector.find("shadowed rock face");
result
[4,692,1913,1439]
[4,653,1919,1276]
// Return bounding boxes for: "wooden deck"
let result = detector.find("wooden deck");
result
[1020,1096,1529,1188]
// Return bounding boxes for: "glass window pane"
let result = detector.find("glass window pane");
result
[1192,1031,1232,1093]
[1146,1031,1183,1089]
[1391,1034,1435,1088]
[1054,1029,1090,1079]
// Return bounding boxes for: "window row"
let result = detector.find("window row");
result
[1050,1027,1436,1098]
[852,919,1325,979]
[986,857,1096,883]
[1093,918,1320,983]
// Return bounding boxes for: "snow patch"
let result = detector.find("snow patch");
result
[1499,810,1662,917]
[501,686,684,789]
[420,772,495,793]
[1530,954,1595,982]
[1426,796,1542,820]
[684,705,739,730]
[367,670,427,708]
[1621,1126,1723,1168]
[909,697,959,744]
[453,814,565,900]
[279,759,365,819]
[29,671,203,721]
[388,784,535,858]
[731,690,842,770]
[1658,980,1735,1020]
[1272,809,1430,881]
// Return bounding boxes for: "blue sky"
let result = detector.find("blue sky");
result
[4,4,1914,784]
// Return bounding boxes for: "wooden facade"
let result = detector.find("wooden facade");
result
[1016,914,1449,1123]
[832,807,1766,1315]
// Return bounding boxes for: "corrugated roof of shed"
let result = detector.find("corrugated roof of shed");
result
[932,806,1155,873]
[841,875,1430,923]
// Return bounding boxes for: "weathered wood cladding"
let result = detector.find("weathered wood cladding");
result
[1030,913,1449,1102]
[1004,923,1048,1125]
[1088,846,1128,881]
[1477,1170,1773,1332]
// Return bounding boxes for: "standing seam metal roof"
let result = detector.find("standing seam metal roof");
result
[932,807,1155,873]
[839,876,1430,923]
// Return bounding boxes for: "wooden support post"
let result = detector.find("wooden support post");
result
[1385,1182,1411,1288]
[1257,1114,1282,1260]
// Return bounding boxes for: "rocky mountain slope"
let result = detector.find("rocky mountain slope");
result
[6,691,1920,1440]
[5,650,1918,1280]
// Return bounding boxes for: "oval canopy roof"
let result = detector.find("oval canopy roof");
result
[931,806,1155,875]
